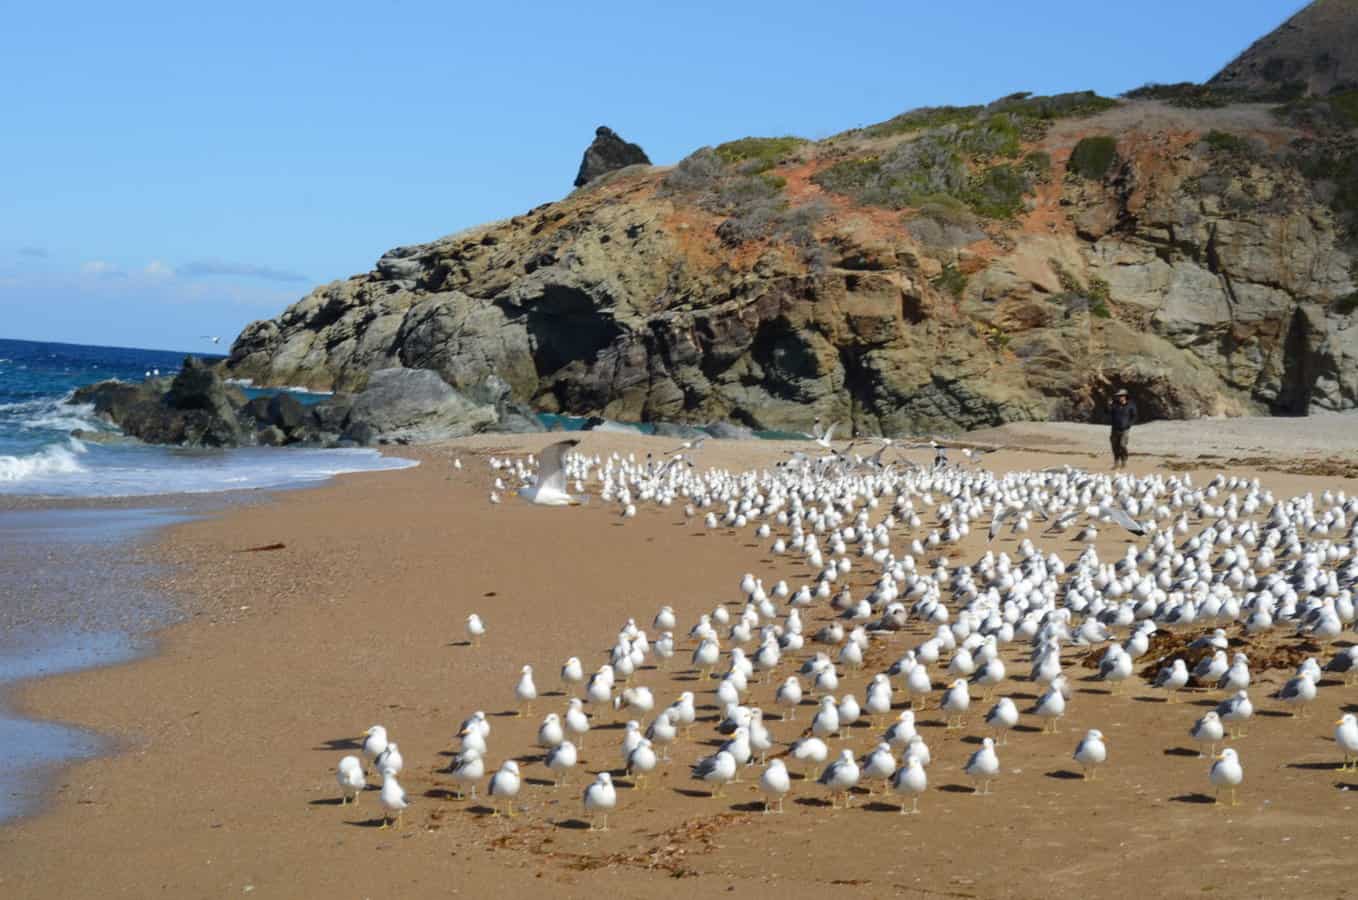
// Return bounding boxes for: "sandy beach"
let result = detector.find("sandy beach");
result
[3,423,1358,899]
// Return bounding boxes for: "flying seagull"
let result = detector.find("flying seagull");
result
[517,440,583,506]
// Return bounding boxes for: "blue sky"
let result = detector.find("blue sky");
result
[0,0,1303,353]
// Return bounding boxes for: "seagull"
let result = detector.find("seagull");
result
[759,759,791,814]
[666,436,707,455]
[983,698,1019,745]
[449,747,485,798]
[583,772,617,831]
[537,713,565,748]
[1209,748,1243,806]
[626,738,659,788]
[940,679,970,729]
[336,755,365,805]
[1152,659,1189,703]
[964,737,1000,795]
[1276,670,1317,717]
[1335,714,1358,770]
[817,749,860,809]
[466,613,486,646]
[487,760,521,817]
[374,741,403,777]
[890,756,928,815]
[361,725,389,768]
[691,750,737,797]
[1190,711,1225,758]
[379,768,408,829]
[1032,685,1067,733]
[1073,729,1107,779]
[789,736,829,777]
[561,656,584,686]
[517,439,583,506]
[565,698,591,747]
[1215,690,1253,738]
[545,740,578,787]
[515,665,538,716]
[200,335,221,344]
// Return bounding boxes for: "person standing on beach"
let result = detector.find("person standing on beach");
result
[1107,388,1137,469]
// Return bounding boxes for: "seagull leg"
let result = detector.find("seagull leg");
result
[379,815,390,830]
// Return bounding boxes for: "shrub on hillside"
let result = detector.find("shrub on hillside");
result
[713,137,806,173]
[1068,136,1118,180]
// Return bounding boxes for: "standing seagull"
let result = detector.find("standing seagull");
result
[379,769,408,829]
[1073,729,1107,779]
[818,749,861,809]
[1209,748,1243,806]
[890,757,928,815]
[515,665,538,716]
[582,772,617,831]
[466,614,486,646]
[336,756,365,805]
[1336,714,1358,770]
[487,761,521,817]
[518,440,583,506]
[964,737,1001,795]
[759,759,791,814]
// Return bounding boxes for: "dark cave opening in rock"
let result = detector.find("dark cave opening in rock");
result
[524,285,622,379]
[1272,306,1317,416]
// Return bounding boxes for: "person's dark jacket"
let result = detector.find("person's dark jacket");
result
[1109,398,1137,431]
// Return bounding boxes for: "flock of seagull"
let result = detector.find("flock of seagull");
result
[336,435,1358,830]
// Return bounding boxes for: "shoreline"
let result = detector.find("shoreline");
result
[2,426,1357,897]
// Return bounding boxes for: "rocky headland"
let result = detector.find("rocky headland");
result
[210,5,1358,436]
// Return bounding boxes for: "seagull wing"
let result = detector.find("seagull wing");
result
[536,439,580,494]
[1103,506,1146,536]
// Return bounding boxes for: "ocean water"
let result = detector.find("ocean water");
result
[0,337,418,824]
[0,337,415,496]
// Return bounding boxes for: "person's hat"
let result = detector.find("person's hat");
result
[1114,389,1129,397]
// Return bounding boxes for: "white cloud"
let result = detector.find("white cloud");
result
[81,259,118,275]
[144,259,175,278]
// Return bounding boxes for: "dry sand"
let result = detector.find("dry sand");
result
[2,423,1358,899]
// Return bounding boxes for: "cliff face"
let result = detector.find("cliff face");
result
[227,94,1358,435]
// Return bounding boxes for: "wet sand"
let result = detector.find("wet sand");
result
[2,426,1358,898]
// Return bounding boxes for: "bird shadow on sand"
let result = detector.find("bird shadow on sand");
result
[1078,688,1112,696]
[1335,781,1358,791]
[593,721,628,731]
[525,777,556,787]
[447,640,472,647]
[1132,696,1167,704]
[794,796,833,808]
[1163,747,1200,758]
[961,735,985,745]
[491,710,521,718]
[308,797,347,806]
[1256,710,1293,718]
[344,816,389,828]
[938,784,974,794]
[555,818,591,830]
[860,801,899,813]
[1287,761,1344,771]
[1012,724,1042,734]
[670,787,714,799]
[1170,793,1215,804]
[466,804,495,816]
[1189,699,1218,708]
[1044,770,1083,781]
[424,788,467,801]
[729,801,765,813]
[1009,692,1037,701]
[314,737,363,751]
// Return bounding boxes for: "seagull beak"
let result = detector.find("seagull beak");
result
[1213,752,1226,760]
[1337,719,1346,726]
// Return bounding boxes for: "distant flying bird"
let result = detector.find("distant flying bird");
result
[201,335,221,344]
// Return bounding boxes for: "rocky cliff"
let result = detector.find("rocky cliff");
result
[225,11,1358,435]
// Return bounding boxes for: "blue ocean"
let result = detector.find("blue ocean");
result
[0,336,419,824]
[0,337,413,496]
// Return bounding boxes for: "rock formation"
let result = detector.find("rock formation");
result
[224,12,1358,436]
[574,126,651,188]
[72,357,504,447]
